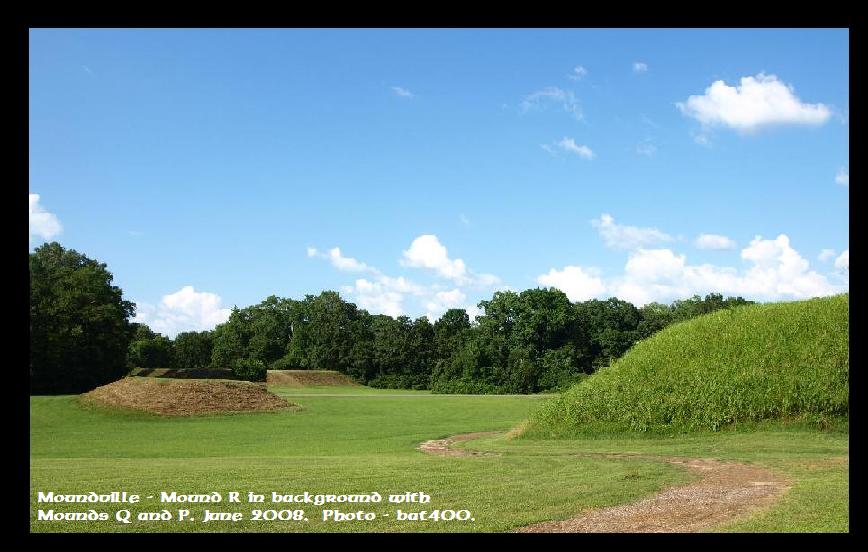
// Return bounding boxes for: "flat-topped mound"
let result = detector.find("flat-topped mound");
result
[81,377,298,416]
[266,370,359,387]
[129,367,240,380]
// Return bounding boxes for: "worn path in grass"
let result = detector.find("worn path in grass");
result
[420,432,791,533]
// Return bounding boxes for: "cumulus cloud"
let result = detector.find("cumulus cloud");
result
[835,167,849,187]
[29,193,62,242]
[541,233,845,306]
[307,246,377,273]
[610,235,842,305]
[401,234,467,281]
[537,266,606,302]
[695,233,736,250]
[391,86,414,98]
[132,286,231,338]
[818,248,837,262]
[591,213,673,250]
[401,235,500,287]
[310,236,502,320]
[425,289,467,318]
[350,278,406,318]
[834,249,848,272]
[465,304,484,322]
[633,62,648,73]
[677,73,831,132]
[520,87,583,120]
[568,65,588,80]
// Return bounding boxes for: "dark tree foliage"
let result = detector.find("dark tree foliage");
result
[199,287,753,393]
[128,325,174,369]
[172,331,213,369]
[30,242,135,394]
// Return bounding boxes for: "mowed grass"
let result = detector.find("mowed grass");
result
[31,386,848,532]
[31,390,689,533]
[270,385,432,395]
[526,294,849,436]
[477,426,849,532]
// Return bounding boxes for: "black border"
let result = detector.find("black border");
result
[20,12,858,542]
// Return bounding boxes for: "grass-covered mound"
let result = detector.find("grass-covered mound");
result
[266,369,359,387]
[524,294,848,436]
[80,377,299,416]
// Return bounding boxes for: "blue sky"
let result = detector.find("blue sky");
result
[29,28,849,336]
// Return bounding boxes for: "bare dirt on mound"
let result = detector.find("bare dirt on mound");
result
[266,370,359,387]
[81,377,299,416]
[418,432,790,533]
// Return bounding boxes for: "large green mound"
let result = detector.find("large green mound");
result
[524,294,848,436]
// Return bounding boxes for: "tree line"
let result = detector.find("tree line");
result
[31,242,753,394]
[131,289,753,393]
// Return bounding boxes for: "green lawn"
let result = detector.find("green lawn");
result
[270,385,433,396]
[30,389,848,532]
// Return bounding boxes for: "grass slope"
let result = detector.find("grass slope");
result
[525,294,848,436]
[266,370,359,387]
[31,392,688,532]
[30,391,848,532]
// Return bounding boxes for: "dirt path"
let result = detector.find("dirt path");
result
[418,432,502,457]
[418,432,790,533]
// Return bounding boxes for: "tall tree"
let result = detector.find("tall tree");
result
[30,242,135,394]
[172,331,213,369]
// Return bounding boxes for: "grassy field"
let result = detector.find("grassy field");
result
[30,386,847,532]
[527,294,849,436]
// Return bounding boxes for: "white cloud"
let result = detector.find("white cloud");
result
[557,137,594,159]
[605,235,843,305]
[307,246,377,273]
[311,236,503,321]
[568,66,588,80]
[834,249,848,272]
[636,142,657,157]
[835,167,849,187]
[695,233,736,250]
[633,62,648,73]
[401,234,468,281]
[133,286,231,338]
[391,86,414,98]
[537,266,606,302]
[350,278,406,318]
[591,213,673,250]
[459,214,471,227]
[29,193,62,242]
[465,304,484,322]
[401,234,500,287]
[818,248,836,262]
[425,289,467,317]
[520,87,583,120]
[677,73,831,132]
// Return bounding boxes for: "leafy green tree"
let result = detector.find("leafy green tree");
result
[284,291,361,372]
[172,331,213,369]
[211,307,250,368]
[231,357,266,382]
[30,242,135,394]
[128,331,174,368]
[575,298,642,369]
